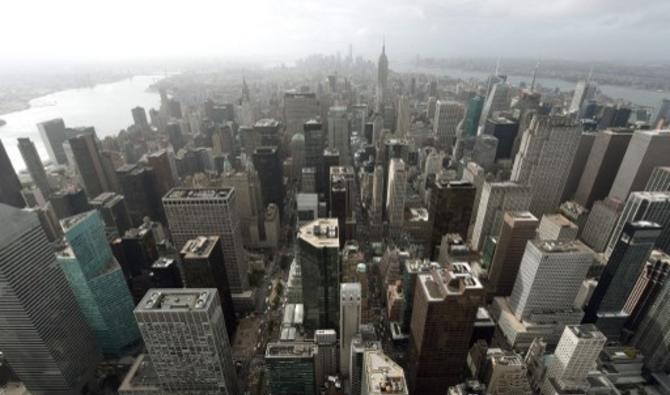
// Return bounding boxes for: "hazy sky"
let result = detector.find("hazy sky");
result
[4,0,669,66]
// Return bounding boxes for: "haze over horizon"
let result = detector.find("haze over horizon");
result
[3,0,670,69]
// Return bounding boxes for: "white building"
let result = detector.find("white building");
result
[511,115,582,217]
[433,100,464,149]
[471,181,531,251]
[510,240,594,320]
[340,283,362,376]
[386,158,408,231]
[485,350,532,395]
[542,325,606,395]
[135,289,238,394]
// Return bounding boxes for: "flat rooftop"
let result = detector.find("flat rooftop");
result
[136,289,216,312]
[180,236,219,258]
[298,218,339,248]
[60,210,94,231]
[265,342,316,358]
[364,350,408,395]
[567,324,607,341]
[420,263,483,300]
[254,118,280,128]
[152,257,176,269]
[163,187,233,201]
[532,239,592,254]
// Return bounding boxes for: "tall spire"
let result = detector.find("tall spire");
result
[382,35,386,55]
[242,77,250,102]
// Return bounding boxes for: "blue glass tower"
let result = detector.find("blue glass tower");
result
[58,210,140,355]
[463,95,484,137]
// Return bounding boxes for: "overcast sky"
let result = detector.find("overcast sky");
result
[3,0,669,67]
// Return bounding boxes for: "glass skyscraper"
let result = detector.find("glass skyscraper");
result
[58,210,140,355]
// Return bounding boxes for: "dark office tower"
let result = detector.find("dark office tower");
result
[319,148,340,195]
[303,120,325,168]
[463,95,484,137]
[408,263,485,393]
[166,121,185,152]
[37,118,68,164]
[167,99,182,119]
[584,222,662,336]
[483,116,519,160]
[329,166,356,246]
[131,106,149,128]
[49,187,90,219]
[67,132,116,199]
[574,129,633,209]
[299,218,340,331]
[116,164,165,226]
[0,140,25,208]
[613,106,632,127]
[624,251,670,334]
[487,212,539,297]
[89,192,133,238]
[33,203,63,242]
[180,236,237,338]
[121,226,159,277]
[0,204,101,394]
[253,118,282,148]
[17,137,51,198]
[266,342,318,395]
[150,257,184,288]
[146,149,176,196]
[561,131,597,202]
[252,146,285,211]
[429,179,475,259]
[609,130,670,202]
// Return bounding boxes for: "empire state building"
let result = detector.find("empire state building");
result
[375,43,389,112]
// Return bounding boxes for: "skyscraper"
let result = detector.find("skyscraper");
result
[429,179,475,258]
[146,149,177,197]
[162,188,249,293]
[180,236,238,339]
[654,98,670,127]
[37,118,69,164]
[252,146,285,212]
[408,263,485,393]
[386,158,407,234]
[604,191,670,257]
[646,166,670,192]
[328,106,350,163]
[509,240,593,321]
[131,106,149,128]
[396,95,411,137]
[266,342,317,395]
[89,192,133,237]
[17,137,51,198]
[314,329,337,388]
[340,283,362,376]
[608,129,670,202]
[165,121,185,152]
[561,131,597,203]
[487,211,539,297]
[0,204,100,394]
[284,92,319,136]
[66,132,117,199]
[329,166,356,245]
[58,210,140,355]
[135,289,239,394]
[471,181,531,251]
[584,221,662,337]
[463,95,484,137]
[479,82,511,127]
[376,43,389,112]
[116,163,165,226]
[362,350,409,395]
[511,115,582,217]
[483,350,532,395]
[542,325,606,394]
[0,139,25,208]
[303,120,325,168]
[574,128,633,209]
[433,100,464,149]
[483,116,520,160]
[568,80,597,115]
[536,214,578,241]
[298,218,340,331]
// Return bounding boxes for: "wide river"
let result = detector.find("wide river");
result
[0,75,164,170]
